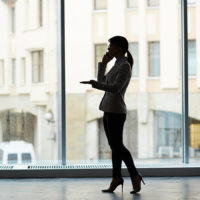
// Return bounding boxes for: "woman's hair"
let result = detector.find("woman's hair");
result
[108,36,134,69]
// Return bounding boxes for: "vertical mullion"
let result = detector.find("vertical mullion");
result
[57,0,66,165]
[181,0,189,163]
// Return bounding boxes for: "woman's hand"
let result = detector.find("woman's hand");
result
[102,53,113,64]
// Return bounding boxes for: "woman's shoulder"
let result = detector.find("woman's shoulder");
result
[118,61,131,71]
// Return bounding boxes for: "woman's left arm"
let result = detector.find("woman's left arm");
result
[91,63,131,93]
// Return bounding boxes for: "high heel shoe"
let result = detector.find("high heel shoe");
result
[102,177,124,193]
[130,174,145,194]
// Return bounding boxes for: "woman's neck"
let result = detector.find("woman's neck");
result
[115,54,125,59]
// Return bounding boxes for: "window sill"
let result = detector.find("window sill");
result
[131,77,140,80]
[147,77,160,80]
[126,7,138,11]
[0,163,200,178]
[31,82,44,86]
[92,9,107,13]
[23,27,44,33]
[8,33,16,37]
[146,6,160,10]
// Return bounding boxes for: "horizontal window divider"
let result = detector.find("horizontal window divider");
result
[0,167,200,178]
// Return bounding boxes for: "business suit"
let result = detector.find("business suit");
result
[93,57,131,113]
[92,56,139,178]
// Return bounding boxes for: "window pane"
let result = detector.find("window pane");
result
[8,153,18,164]
[147,0,159,7]
[11,59,16,85]
[20,58,26,86]
[32,51,44,83]
[127,0,138,8]
[22,153,32,163]
[95,44,107,76]
[188,40,196,76]
[129,42,139,77]
[39,0,43,27]
[0,60,4,87]
[94,0,107,10]
[149,42,160,77]
[39,51,44,82]
[11,7,15,33]
[187,0,196,5]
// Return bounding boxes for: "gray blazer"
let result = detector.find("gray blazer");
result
[92,57,132,114]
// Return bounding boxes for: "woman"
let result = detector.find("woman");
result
[80,36,145,194]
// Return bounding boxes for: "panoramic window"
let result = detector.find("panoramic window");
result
[0,0,198,171]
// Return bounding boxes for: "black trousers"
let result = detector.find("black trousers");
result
[103,112,139,178]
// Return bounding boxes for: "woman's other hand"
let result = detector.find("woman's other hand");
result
[80,80,99,88]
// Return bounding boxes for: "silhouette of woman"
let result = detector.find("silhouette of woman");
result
[80,36,145,194]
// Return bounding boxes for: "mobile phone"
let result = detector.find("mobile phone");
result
[106,52,112,59]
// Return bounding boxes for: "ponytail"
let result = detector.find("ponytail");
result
[127,50,134,69]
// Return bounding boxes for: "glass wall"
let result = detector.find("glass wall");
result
[0,0,198,169]
[0,0,59,165]
[65,0,184,167]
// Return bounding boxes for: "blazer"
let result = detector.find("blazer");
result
[92,57,132,114]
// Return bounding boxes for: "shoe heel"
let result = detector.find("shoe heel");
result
[141,177,145,185]
[121,180,124,193]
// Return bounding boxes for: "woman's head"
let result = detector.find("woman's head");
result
[108,36,134,68]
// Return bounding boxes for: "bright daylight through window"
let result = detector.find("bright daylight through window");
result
[0,0,199,172]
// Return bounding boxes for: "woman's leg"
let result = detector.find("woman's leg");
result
[104,112,123,177]
[121,144,139,177]
[103,112,138,177]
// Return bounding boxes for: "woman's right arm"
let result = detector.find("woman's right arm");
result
[97,62,107,82]
[97,53,113,82]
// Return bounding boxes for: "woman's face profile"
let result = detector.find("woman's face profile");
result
[108,43,121,58]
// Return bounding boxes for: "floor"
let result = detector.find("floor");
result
[0,177,199,200]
